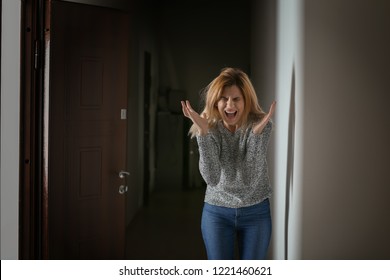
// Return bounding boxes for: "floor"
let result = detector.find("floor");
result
[125,187,207,260]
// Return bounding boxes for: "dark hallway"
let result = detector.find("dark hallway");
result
[123,0,252,260]
[125,188,207,260]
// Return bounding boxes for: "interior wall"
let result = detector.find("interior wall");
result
[274,0,304,260]
[1,0,21,260]
[254,0,390,260]
[302,0,390,259]
[252,0,304,260]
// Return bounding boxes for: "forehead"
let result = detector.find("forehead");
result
[221,85,243,97]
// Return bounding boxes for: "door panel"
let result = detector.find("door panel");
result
[48,0,129,259]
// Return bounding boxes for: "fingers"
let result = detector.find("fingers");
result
[269,101,276,111]
[181,100,196,119]
[253,101,276,134]
[185,100,195,113]
[181,101,190,117]
[267,101,276,118]
[272,100,277,108]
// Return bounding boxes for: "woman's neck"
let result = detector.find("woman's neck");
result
[223,122,240,133]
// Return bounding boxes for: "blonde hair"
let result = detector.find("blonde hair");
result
[189,67,266,138]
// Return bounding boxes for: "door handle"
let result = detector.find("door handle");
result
[119,170,130,179]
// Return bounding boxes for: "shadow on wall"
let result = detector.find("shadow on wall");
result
[285,65,295,260]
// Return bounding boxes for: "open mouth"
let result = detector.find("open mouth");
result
[225,111,237,119]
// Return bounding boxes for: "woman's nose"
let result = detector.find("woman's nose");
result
[226,98,234,108]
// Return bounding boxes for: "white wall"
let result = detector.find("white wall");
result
[301,0,390,259]
[252,0,304,260]
[274,0,304,260]
[1,0,21,260]
[253,0,390,260]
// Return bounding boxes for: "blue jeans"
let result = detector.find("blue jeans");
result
[201,199,272,260]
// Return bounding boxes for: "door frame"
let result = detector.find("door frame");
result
[19,0,47,259]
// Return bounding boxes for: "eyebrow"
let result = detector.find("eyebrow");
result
[220,94,242,99]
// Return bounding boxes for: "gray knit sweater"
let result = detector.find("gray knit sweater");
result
[196,120,273,208]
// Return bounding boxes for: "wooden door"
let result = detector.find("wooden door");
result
[47,0,129,259]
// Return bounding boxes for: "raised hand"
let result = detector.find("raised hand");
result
[181,100,209,135]
[253,101,276,134]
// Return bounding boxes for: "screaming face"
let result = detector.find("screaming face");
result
[217,85,245,132]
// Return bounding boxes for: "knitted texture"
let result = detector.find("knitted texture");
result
[196,120,273,208]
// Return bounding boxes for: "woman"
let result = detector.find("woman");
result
[181,67,276,260]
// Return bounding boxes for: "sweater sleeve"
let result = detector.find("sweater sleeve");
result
[196,132,221,186]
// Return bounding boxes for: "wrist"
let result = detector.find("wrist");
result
[198,128,209,136]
